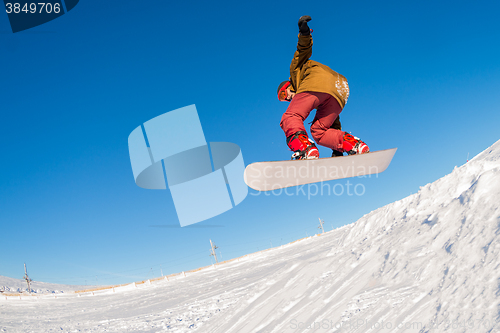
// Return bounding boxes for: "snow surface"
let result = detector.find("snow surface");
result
[2,140,500,332]
[0,276,90,295]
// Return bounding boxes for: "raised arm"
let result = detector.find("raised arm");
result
[290,16,313,90]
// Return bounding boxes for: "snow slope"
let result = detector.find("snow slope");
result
[1,140,500,333]
[0,275,90,294]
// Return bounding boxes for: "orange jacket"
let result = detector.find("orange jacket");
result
[289,34,349,109]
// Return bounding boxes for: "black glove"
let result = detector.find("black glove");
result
[298,15,312,35]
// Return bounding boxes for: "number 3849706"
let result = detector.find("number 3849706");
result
[5,3,61,14]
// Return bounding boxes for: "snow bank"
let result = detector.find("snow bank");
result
[1,140,499,333]
[0,275,90,295]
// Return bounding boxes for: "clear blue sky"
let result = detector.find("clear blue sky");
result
[1,0,499,286]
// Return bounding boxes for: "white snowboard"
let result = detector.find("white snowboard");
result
[244,148,397,191]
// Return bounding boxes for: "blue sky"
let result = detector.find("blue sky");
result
[1,0,499,286]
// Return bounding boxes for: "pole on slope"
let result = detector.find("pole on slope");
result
[210,239,219,264]
[23,263,32,294]
[318,218,325,234]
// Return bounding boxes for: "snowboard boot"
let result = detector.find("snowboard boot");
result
[342,133,370,155]
[286,131,319,160]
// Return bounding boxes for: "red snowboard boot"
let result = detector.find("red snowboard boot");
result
[286,131,319,160]
[343,133,370,155]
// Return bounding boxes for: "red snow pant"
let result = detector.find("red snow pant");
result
[280,92,345,151]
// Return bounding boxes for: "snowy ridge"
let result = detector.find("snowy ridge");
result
[0,275,90,295]
[1,140,499,332]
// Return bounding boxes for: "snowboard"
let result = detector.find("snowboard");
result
[244,148,397,191]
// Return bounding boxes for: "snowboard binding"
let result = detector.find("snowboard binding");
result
[287,131,319,160]
[343,133,369,155]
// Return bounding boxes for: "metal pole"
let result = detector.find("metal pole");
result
[23,263,32,294]
[210,239,219,263]
[318,218,325,234]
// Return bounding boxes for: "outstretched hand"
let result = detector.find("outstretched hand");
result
[298,15,312,35]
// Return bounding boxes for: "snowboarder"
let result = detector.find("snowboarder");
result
[278,16,370,160]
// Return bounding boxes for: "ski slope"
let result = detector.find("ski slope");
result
[2,140,500,332]
[0,275,89,295]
